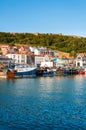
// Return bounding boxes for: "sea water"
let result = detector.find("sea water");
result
[0,75,86,130]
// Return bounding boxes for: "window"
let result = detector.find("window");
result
[13,55,15,58]
[77,57,81,60]
[21,60,25,63]
[82,56,86,61]
[77,62,80,66]
[18,60,20,63]
[22,55,25,59]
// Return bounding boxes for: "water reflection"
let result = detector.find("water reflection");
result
[0,76,86,129]
[74,75,86,94]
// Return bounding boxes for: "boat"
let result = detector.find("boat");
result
[47,69,55,77]
[78,68,85,75]
[7,64,37,78]
[42,68,55,77]
[78,71,85,75]
[42,70,48,77]
[36,67,55,77]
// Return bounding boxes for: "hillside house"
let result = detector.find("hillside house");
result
[35,55,53,67]
[75,53,86,68]
[0,44,10,55]
[0,55,13,66]
[6,54,28,64]
[29,47,40,55]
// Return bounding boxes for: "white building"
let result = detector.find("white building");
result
[6,54,27,64]
[34,48,40,55]
[35,55,53,67]
[0,55,13,65]
[75,53,86,68]
[29,47,40,55]
[35,56,45,66]
[56,58,65,67]
[40,62,53,67]
[29,46,34,52]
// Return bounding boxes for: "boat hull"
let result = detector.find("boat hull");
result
[15,69,36,78]
[78,71,85,75]
[7,68,37,78]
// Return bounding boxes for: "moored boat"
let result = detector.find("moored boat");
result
[7,64,37,78]
[78,68,85,75]
[78,71,85,75]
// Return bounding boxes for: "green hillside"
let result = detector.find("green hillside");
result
[0,32,86,56]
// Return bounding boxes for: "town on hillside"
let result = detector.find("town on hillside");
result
[0,44,86,78]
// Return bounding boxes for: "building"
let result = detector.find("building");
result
[0,55,13,66]
[29,47,40,55]
[35,55,45,66]
[40,62,53,67]
[29,46,55,56]
[6,54,28,64]
[0,44,10,55]
[35,55,53,67]
[75,53,86,68]
[40,49,54,57]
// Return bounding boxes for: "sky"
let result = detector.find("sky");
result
[0,0,86,37]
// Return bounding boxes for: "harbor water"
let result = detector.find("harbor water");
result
[0,75,86,129]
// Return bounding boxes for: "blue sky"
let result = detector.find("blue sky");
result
[0,0,86,36]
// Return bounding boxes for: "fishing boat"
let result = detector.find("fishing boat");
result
[42,68,54,77]
[7,64,37,78]
[36,67,55,77]
[78,68,85,75]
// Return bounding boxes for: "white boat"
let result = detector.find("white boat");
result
[9,64,37,78]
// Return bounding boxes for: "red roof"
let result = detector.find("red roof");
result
[79,53,86,57]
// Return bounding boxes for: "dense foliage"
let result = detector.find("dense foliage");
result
[0,32,86,56]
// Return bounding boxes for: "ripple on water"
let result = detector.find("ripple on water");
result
[0,76,86,129]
